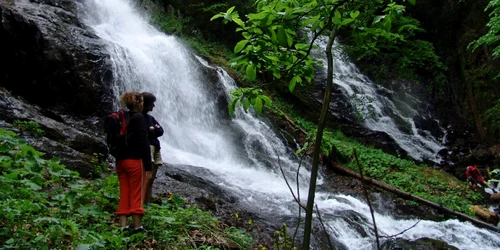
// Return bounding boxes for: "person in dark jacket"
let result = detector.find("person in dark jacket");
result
[142,92,164,206]
[115,91,152,232]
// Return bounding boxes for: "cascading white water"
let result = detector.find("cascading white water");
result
[314,37,446,163]
[81,0,500,249]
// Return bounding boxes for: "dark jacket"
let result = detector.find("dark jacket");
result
[115,112,152,171]
[143,113,164,149]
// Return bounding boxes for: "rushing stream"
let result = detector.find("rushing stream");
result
[81,0,500,249]
[313,37,446,164]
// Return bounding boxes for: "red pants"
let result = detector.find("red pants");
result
[116,159,146,215]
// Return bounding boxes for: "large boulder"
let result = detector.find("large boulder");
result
[0,0,114,116]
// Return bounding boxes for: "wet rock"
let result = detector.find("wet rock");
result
[0,0,114,116]
[0,90,107,177]
[381,237,459,250]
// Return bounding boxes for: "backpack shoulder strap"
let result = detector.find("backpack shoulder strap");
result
[118,109,130,135]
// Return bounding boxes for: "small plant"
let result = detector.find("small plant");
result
[12,120,45,136]
[89,152,108,178]
[0,127,255,249]
[273,223,296,250]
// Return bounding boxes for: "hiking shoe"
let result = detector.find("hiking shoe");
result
[133,226,145,233]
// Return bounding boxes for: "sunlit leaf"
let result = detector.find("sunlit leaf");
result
[234,40,248,54]
[254,97,263,113]
[243,98,251,111]
[333,11,342,25]
[227,6,236,15]
[277,26,288,47]
[246,64,257,81]
[373,15,385,24]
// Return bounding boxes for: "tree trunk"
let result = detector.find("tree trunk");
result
[466,79,486,142]
[302,25,338,250]
[329,162,500,233]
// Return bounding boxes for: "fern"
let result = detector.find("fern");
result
[483,98,500,136]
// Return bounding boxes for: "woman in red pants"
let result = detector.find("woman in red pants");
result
[114,91,152,232]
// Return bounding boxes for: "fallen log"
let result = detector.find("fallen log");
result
[470,205,500,225]
[329,162,500,233]
[491,192,500,202]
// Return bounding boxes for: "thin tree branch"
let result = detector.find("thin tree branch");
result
[277,154,306,210]
[379,221,421,239]
[353,149,380,250]
[315,204,336,250]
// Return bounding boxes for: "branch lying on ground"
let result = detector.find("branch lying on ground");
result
[329,161,500,233]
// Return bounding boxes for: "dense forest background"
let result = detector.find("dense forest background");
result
[146,0,500,146]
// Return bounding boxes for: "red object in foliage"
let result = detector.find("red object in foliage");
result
[466,165,485,184]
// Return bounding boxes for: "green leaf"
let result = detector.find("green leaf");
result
[303,15,320,27]
[228,98,238,115]
[260,95,272,106]
[289,77,297,92]
[76,245,91,250]
[373,15,385,24]
[286,30,293,47]
[277,26,288,47]
[246,64,257,81]
[234,40,249,54]
[269,28,277,43]
[272,70,281,79]
[341,18,353,26]
[333,11,342,25]
[294,43,309,50]
[254,97,263,113]
[248,11,268,20]
[407,0,416,5]
[227,6,236,15]
[233,16,244,27]
[264,55,279,62]
[210,13,224,21]
[21,179,42,190]
[243,98,251,111]
[350,11,360,19]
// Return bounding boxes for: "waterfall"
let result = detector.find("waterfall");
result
[314,37,446,163]
[80,0,500,249]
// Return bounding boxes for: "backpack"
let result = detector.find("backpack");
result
[104,109,130,157]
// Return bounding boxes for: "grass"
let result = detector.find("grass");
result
[270,96,484,215]
[0,128,254,249]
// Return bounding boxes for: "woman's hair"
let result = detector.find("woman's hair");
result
[142,92,156,107]
[119,92,143,111]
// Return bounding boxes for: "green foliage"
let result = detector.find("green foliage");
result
[151,12,236,74]
[151,13,193,37]
[88,153,109,178]
[12,120,45,136]
[469,0,500,62]
[483,98,500,139]
[273,223,296,250]
[270,96,482,215]
[229,87,272,115]
[347,6,447,86]
[0,128,253,249]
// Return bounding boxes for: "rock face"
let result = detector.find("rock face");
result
[0,0,114,116]
[0,0,115,175]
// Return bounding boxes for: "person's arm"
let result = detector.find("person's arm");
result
[152,116,164,137]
